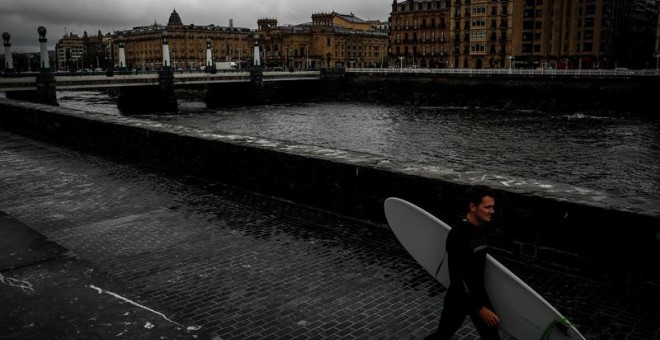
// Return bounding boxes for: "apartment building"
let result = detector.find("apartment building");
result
[391,0,659,69]
[389,0,452,68]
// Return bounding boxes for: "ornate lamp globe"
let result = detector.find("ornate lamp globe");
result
[37,26,47,38]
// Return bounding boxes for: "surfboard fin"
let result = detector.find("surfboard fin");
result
[557,322,570,337]
[541,317,573,339]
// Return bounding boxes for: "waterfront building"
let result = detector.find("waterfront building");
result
[390,0,659,69]
[257,12,389,69]
[82,30,112,70]
[55,33,84,71]
[512,0,659,69]
[113,9,253,70]
[450,0,513,69]
[389,0,452,68]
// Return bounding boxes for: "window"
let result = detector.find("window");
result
[472,18,486,27]
[470,43,486,52]
[471,31,486,40]
[584,18,594,28]
[472,5,486,14]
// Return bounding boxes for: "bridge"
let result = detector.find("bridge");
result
[0,69,324,112]
[3,67,660,114]
[2,66,658,93]
[0,70,321,91]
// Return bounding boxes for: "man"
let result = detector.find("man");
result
[425,185,501,340]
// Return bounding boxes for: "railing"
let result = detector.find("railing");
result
[346,68,660,77]
[0,70,322,91]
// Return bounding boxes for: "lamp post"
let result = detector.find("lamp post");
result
[306,45,309,69]
[3,32,14,73]
[654,53,659,73]
[37,26,50,72]
[507,55,514,70]
[161,30,170,69]
[398,56,404,69]
[118,35,126,70]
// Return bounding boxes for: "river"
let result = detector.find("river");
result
[54,90,660,204]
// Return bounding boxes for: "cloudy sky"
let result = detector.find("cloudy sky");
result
[0,0,392,52]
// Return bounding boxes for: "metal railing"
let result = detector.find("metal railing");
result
[345,68,660,77]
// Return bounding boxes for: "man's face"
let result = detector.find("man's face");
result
[470,195,495,225]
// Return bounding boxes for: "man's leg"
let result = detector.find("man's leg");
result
[424,293,468,340]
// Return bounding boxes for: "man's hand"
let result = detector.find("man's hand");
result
[478,307,500,327]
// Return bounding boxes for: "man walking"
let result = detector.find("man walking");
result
[425,185,501,340]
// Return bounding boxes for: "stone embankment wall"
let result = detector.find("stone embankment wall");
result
[1,98,659,290]
[336,72,660,115]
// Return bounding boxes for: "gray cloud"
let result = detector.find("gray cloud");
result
[0,0,391,52]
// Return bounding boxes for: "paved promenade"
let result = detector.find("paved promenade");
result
[1,129,659,340]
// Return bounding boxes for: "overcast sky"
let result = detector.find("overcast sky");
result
[0,0,392,52]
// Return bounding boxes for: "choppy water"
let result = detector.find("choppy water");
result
[55,91,660,202]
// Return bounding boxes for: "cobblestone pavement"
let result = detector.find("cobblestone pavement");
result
[1,129,659,340]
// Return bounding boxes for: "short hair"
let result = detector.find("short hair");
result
[462,185,495,212]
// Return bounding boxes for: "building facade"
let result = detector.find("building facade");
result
[389,0,452,68]
[81,30,113,70]
[451,0,513,68]
[391,0,659,69]
[55,33,84,71]
[257,12,389,69]
[113,9,253,70]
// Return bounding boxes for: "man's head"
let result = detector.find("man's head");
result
[463,185,496,226]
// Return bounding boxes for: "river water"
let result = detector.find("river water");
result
[54,90,660,204]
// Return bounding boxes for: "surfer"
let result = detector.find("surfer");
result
[425,185,500,340]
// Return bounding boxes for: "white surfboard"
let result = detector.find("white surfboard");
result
[384,197,586,340]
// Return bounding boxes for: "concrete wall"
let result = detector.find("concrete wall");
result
[335,73,660,115]
[1,98,659,290]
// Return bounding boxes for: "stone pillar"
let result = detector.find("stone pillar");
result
[37,27,57,105]
[118,35,127,70]
[7,27,58,105]
[250,34,265,104]
[116,30,177,114]
[2,32,14,73]
[162,30,171,69]
[205,38,214,72]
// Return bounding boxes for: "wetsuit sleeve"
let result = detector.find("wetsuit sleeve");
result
[446,228,485,312]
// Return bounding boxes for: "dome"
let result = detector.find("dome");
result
[168,9,183,26]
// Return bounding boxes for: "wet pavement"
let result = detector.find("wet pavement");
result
[0,212,206,340]
[1,129,659,340]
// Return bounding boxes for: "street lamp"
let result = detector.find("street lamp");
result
[398,56,404,69]
[507,55,514,69]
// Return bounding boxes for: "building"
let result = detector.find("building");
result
[389,0,452,68]
[257,12,389,69]
[451,0,513,69]
[113,9,253,70]
[55,33,84,71]
[391,0,659,69]
[82,30,113,70]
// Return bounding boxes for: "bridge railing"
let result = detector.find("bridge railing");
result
[346,68,660,77]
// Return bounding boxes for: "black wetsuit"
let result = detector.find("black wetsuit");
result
[424,219,500,340]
